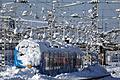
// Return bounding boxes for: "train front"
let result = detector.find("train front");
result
[14,39,41,68]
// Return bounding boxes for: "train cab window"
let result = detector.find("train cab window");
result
[36,45,39,47]
[34,46,36,48]
[30,45,36,48]
[19,53,24,56]
[21,46,25,48]
[25,45,28,48]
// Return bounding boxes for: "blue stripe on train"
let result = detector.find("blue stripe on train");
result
[14,48,26,68]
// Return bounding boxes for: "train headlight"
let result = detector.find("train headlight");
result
[27,64,32,68]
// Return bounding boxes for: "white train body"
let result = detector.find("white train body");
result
[14,39,84,76]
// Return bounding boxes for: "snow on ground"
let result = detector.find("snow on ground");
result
[55,63,120,80]
[55,63,111,80]
[105,65,120,78]
[0,64,120,80]
[0,66,58,80]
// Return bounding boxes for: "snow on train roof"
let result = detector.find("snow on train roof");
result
[16,39,84,56]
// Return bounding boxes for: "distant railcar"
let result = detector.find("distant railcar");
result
[14,39,84,76]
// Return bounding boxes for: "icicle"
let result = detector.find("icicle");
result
[22,11,29,16]
[29,30,33,38]
[43,33,46,39]
[14,27,18,34]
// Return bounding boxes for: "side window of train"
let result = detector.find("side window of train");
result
[45,53,49,67]
[49,52,54,67]
[42,52,45,58]
[0,47,2,50]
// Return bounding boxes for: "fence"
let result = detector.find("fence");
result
[0,43,18,67]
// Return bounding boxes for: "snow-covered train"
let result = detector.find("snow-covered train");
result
[14,39,84,76]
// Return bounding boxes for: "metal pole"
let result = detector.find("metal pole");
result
[1,24,6,67]
[2,19,7,67]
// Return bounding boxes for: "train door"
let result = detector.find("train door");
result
[44,52,49,70]
[76,53,82,68]
[73,53,77,69]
